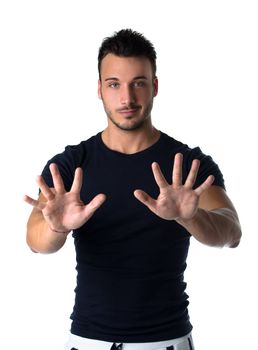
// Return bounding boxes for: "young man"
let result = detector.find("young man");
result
[24,29,241,350]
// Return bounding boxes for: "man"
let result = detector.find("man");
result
[24,29,241,350]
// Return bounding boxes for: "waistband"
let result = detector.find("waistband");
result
[65,332,192,350]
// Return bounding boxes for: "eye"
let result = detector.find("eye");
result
[108,82,120,89]
[133,81,146,88]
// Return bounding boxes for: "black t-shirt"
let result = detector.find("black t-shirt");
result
[41,131,225,342]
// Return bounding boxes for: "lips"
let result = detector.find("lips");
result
[120,109,138,113]
[118,110,139,119]
[117,106,140,114]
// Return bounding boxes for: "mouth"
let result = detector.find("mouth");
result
[118,107,140,117]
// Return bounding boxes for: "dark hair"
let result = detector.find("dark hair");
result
[98,29,157,79]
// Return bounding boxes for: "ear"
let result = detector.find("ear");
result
[98,80,102,100]
[153,77,158,97]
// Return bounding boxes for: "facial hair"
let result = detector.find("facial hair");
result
[102,99,154,132]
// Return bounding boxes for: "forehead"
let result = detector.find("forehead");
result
[100,54,153,81]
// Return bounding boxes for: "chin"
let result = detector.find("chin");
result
[116,120,147,131]
[111,113,151,131]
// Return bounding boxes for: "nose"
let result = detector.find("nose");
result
[120,85,135,106]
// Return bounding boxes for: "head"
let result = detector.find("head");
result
[98,29,158,131]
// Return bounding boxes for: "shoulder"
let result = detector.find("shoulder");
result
[161,132,225,189]
[161,132,217,162]
[53,132,101,167]
[160,132,204,158]
[41,133,101,190]
[65,132,100,154]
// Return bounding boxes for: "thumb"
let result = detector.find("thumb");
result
[85,193,106,216]
[134,190,156,209]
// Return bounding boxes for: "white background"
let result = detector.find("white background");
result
[0,1,257,349]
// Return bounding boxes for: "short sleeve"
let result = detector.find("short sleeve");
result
[183,147,225,190]
[41,143,86,192]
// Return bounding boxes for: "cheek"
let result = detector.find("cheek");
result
[102,91,118,108]
[141,89,154,103]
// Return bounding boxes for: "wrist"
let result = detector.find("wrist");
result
[50,227,71,235]
[176,208,201,226]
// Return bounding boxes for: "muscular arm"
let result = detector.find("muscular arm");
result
[177,186,242,248]
[134,154,242,248]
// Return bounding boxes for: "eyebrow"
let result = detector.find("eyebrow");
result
[104,76,148,82]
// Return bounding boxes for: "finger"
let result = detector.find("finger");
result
[23,194,38,207]
[172,153,183,187]
[70,167,83,193]
[36,175,55,201]
[184,159,200,188]
[85,193,106,216]
[49,163,66,194]
[152,162,169,189]
[195,175,215,196]
[23,195,46,211]
[134,189,156,209]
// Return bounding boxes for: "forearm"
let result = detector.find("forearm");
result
[26,209,70,254]
[177,207,242,248]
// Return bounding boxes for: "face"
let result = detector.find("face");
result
[98,54,158,131]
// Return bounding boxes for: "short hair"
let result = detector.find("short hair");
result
[98,29,157,79]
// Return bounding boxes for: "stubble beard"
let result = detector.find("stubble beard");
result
[103,100,154,132]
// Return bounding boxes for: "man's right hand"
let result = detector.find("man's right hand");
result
[24,163,106,246]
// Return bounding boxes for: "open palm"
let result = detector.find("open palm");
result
[134,153,214,221]
[24,163,106,233]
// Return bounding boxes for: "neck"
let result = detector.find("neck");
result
[101,123,160,155]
